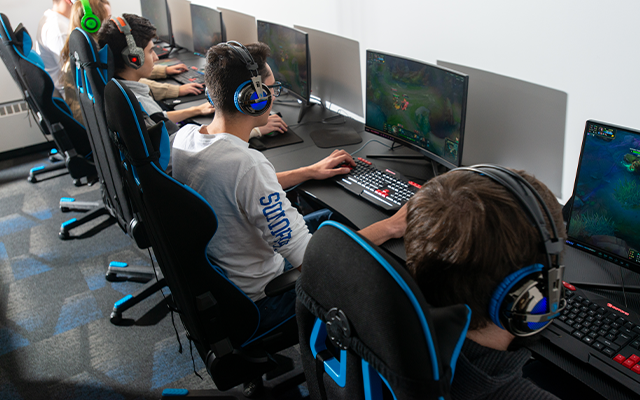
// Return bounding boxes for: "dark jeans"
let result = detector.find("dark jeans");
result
[254,209,332,335]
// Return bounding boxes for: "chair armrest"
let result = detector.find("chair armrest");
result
[265,268,300,297]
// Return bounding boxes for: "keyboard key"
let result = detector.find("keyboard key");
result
[588,332,598,338]
[624,322,635,330]
[602,347,615,357]
[592,341,604,351]
[582,336,595,345]
[623,359,637,369]
[589,304,598,311]
[614,354,627,363]
[633,364,640,375]
[631,340,640,349]
[628,354,640,363]
[597,307,606,315]
[572,331,585,339]
[633,326,640,335]
[615,333,632,347]
[553,319,575,334]
[606,333,616,341]
[596,336,620,351]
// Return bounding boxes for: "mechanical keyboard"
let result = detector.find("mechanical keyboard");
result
[334,157,422,212]
[153,44,169,59]
[541,283,640,394]
[172,67,204,85]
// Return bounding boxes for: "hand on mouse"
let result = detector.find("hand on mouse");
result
[258,114,288,136]
[179,83,204,96]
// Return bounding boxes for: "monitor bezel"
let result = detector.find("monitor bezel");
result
[257,20,311,104]
[189,4,226,57]
[364,50,469,170]
[565,119,640,276]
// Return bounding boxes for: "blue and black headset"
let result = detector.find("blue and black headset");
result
[452,164,566,337]
[205,41,272,116]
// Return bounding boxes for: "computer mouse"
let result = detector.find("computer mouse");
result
[249,137,266,151]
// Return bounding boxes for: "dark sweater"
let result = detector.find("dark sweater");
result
[451,339,560,400]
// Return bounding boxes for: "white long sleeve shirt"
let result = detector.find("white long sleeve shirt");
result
[172,125,311,301]
[35,9,69,93]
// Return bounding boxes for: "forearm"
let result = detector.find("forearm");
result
[358,215,406,246]
[166,108,197,123]
[276,166,313,189]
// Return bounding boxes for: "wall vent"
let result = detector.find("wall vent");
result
[0,100,29,118]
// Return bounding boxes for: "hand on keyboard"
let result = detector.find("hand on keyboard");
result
[309,149,355,180]
[179,83,204,96]
[166,63,189,75]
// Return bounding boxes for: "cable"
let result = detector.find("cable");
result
[349,139,393,157]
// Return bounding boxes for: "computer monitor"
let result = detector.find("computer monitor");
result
[140,0,174,46]
[257,21,311,105]
[566,120,640,276]
[190,4,226,57]
[365,50,468,170]
[293,25,363,118]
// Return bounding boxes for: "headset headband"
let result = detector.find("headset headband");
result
[224,41,266,101]
[110,16,145,70]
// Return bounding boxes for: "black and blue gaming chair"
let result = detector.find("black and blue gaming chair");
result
[297,221,472,400]
[104,77,301,393]
[0,13,95,185]
[67,27,165,317]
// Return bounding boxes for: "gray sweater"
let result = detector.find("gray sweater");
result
[451,339,560,400]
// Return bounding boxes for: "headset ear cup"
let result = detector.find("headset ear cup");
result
[81,14,101,33]
[489,264,545,331]
[234,81,271,116]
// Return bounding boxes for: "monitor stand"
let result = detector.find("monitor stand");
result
[366,145,447,178]
[297,100,315,123]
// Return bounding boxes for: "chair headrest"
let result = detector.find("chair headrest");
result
[0,14,45,71]
[69,27,113,85]
[104,78,170,171]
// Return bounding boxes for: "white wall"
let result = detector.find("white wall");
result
[2,0,638,201]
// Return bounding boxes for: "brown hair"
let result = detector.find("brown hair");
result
[204,42,271,117]
[97,14,156,73]
[60,0,111,65]
[404,169,565,330]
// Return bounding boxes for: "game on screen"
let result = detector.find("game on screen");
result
[365,51,467,166]
[568,122,640,265]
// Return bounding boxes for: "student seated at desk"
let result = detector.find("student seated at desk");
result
[404,168,565,400]
[96,14,214,127]
[59,1,203,124]
[171,41,406,350]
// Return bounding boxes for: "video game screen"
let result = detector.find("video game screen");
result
[365,51,468,168]
[257,21,310,101]
[567,121,640,269]
[140,0,172,44]
[191,5,224,56]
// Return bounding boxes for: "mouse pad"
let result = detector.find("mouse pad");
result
[252,128,303,151]
[310,126,362,148]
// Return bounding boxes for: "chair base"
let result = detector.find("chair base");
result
[59,206,113,240]
[28,161,67,183]
[110,275,167,325]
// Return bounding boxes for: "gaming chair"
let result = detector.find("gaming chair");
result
[297,221,472,400]
[0,13,96,185]
[104,77,302,394]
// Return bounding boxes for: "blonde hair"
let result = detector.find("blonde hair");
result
[60,0,111,65]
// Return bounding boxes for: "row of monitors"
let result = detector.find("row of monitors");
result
[140,0,469,170]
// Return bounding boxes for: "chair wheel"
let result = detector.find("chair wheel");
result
[110,311,122,325]
[73,179,82,187]
[105,272,117,282]
[60,207,70,212]
[28,176,36,183]
[59,230,70,240]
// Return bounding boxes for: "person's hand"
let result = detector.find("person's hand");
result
[306,149,355,180]
[179,83,204,96]
[258,114,288,135]
[166,63,188,75]
[195,102,214,116]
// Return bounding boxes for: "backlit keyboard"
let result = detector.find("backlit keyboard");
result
[541,283,640,394]
[334,157,422,212]
[172,68,204,85]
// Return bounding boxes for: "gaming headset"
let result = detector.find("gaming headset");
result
[451,164,566,337]
[110,16,145,70]
[78,0,101,33]
[205,41,272,116]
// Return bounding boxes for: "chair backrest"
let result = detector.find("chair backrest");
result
[297,221,472,400]
[0,13,91,157]
[104,77,268,383]
[68,27,143,239]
